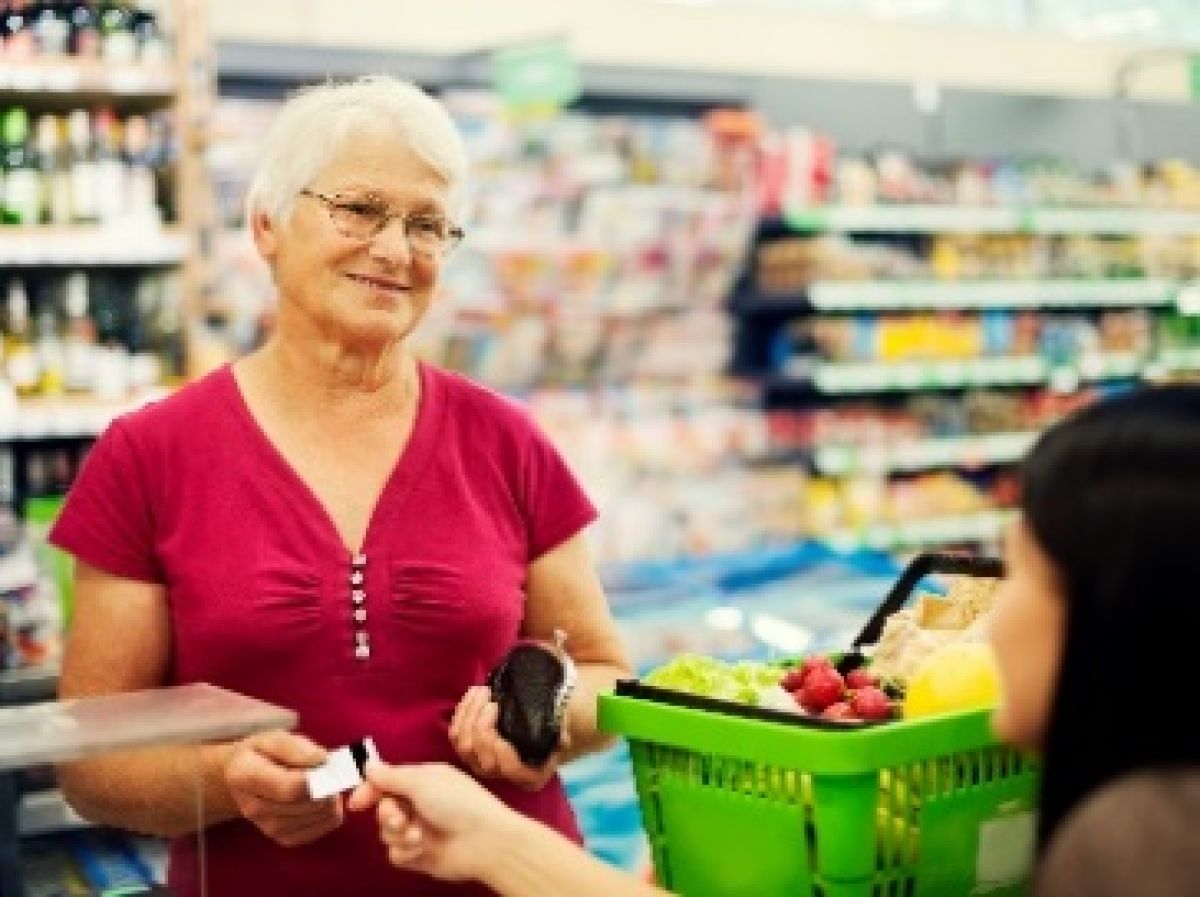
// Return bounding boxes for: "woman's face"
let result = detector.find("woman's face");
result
[988,519,1067,751]
[254,124,454,349]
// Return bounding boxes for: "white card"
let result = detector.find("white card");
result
[306,737,378,800]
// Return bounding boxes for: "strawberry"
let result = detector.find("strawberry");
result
[845,668,879,690]
[821,701,856,721]
[800,655,834,680]
[781,655,833,692]
[780,667,806,692]
[851,686,894,721]
[799,666,846,714]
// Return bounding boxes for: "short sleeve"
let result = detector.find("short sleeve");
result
[48,419,163,583]
[520,419,597,561]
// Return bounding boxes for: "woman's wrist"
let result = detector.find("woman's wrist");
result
[195,741,242,822]
[472,812,558,891]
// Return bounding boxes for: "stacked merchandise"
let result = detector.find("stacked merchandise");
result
[1,0,170,63]
[733,135,1200,550]
[1,0,187,422]
[1,8,196,893]
[438,93,774,564]
[0,506,60,673]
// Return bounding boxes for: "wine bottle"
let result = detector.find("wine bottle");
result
[97,0,135,64]
[4,279,41,397]
[2,107,42,226]
[62,270,97,393]
[66,108,99,224]
[68,0,99,57]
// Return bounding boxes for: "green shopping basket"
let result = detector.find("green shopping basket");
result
[599,553,1039,897]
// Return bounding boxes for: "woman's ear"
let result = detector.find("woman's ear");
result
[250,208,280,262]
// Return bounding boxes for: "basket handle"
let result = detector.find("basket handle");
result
[850,552,1004,649]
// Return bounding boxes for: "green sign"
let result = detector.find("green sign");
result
[1191,55,1200,100]
[492,39,580,111]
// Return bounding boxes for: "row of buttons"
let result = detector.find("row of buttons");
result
[351,553,369,660]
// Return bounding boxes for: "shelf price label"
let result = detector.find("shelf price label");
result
[493,39,580,115]
[783,208,829,233]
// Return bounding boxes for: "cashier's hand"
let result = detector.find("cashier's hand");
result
[448,685,565,792]
[349,761,513,883]
[223,730,344,847]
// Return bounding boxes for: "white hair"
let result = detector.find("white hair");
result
[245,75,469,223]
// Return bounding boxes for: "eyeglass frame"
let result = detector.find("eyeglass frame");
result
[297,188,466,255]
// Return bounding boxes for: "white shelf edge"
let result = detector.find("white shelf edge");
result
[808,278,1177,310]
[807,353,1148,394]
[788,204,1200,235]
[0,229,189,267]
[814,431,1038,476]
[826,509,1015,551]
[0,62,175,97]
[0,390,169,442]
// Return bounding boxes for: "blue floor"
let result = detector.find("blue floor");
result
[564,543,901,870]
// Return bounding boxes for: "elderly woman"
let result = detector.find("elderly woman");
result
[48,76,631,897]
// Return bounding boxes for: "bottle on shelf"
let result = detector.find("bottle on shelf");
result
[4,278,41,397]
[92,105,127,224]
[2,106,41,226]
[123,112,157,223]
[62,270,97,392]
[35,112,73,226]
[98,0,137,64]
[68,0,101,57]
[34,288,66,396]
[132,0,167,64]
[89,270,133,398]
[32,0,72,57]
[66,106,99,224]
[1,0,37,58]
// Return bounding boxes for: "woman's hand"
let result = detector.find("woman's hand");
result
[223,730,344,846]
[350,761,516,883]
[448,686,565,792]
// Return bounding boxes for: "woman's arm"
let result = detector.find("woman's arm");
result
[56,562,343,844]
[355,762,665,897]
[480,810,664,897]
[520,532,633,760]
[56,561,241,836]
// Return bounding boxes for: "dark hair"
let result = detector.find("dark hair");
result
[1020,385,1200,853]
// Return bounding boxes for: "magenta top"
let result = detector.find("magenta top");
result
[50,362,598,897]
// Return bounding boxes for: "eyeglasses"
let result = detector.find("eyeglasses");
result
[298,189,465,256]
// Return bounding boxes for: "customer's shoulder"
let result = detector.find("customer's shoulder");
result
[109,364,233,442]
[426,363,535,430]
[1068,768,1200,823]
[1038,769,1200,897]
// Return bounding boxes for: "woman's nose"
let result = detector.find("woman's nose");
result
[367,218,415,265]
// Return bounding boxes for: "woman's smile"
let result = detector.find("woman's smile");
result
[346,272,410,297]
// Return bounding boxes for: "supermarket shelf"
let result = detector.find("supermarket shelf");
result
[786,205,1021,234]
[1152,347,1200,374]
[825,510,1015,552]
[793,353,1144,394]
[0,228,190,266]
[806,278,1179,311]
[785,204,1200,235]
[0,391,168,442]
[18,789,89,837]
[1029,208,1200,235]
[0,666,58,705]
[813,431,1038,476]
[0,60,174,98]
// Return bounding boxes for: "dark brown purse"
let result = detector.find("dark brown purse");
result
[486,630,577,767]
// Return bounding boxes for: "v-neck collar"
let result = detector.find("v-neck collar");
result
[220,360,445,559]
